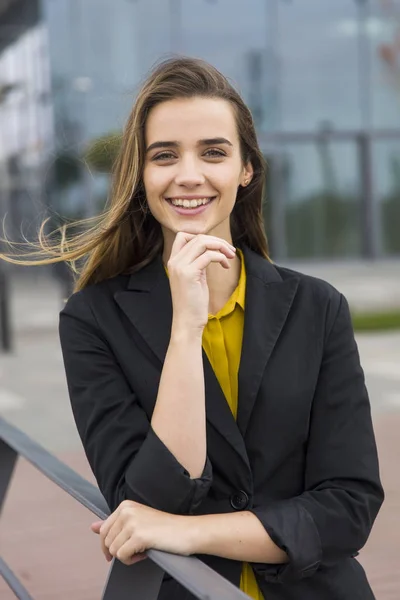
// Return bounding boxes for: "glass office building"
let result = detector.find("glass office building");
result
[1,0,400,260]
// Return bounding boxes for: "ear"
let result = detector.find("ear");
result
[241,161,254,187]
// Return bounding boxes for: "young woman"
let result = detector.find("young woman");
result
[1,57,383,600]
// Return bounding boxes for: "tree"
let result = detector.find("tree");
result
[85,132,122,173]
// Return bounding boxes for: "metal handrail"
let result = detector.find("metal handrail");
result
[0,417,251,599]
[0,557,34,600]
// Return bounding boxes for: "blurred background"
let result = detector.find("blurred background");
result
[0,1,399,599]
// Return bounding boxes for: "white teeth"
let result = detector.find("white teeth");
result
[170,197,212,208]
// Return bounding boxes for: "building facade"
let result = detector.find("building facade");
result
[1,0,400,260]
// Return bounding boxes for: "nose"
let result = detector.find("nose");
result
[174,155,205,188]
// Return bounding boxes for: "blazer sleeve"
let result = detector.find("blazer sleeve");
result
[249,292,384,584]
[59,290,212,514]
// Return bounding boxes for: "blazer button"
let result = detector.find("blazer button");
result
[230,490,249,511]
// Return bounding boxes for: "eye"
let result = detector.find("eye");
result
[204,148,226,158]
[152,151,176,162]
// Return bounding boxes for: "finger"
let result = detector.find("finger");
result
[125,553,148,566]
[171,233,235,261]
[116,538,145,565]
[108,529,132,558]
[184,234,236,255]
[171,237,236,267]
[100,517,122,562]
[170,231,197,257]
[97,532,113,561]
[99,533,113,562]
[193,249,233,270]
[104,520,124,551]
[91,521,103,534]
[99,510,119,539]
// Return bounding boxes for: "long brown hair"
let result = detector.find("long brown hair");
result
[0,57,269,292]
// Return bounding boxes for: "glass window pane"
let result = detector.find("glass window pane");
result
[374,140,400,255]
[278,0,361,131]
[180,0,269,130]
[280,141,362,258]
[371,0,400,129]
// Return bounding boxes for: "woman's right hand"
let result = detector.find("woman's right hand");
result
[167,232,236,335]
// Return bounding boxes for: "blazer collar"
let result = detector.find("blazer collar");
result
[237,247,299,435]
[114,247,299,467]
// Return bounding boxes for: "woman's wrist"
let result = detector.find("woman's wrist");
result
[174,515,203,556]
[174,512,289,563]
[170,321,204,344]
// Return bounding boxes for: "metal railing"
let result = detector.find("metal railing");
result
[0,417,251,600]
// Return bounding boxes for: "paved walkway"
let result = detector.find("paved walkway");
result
[0,268,399,599]
[279,258,400,312]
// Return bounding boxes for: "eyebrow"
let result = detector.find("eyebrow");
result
[146,137,233,153]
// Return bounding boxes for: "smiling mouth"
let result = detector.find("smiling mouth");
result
[165,197,216,209]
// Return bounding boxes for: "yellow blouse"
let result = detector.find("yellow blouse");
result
[202,250,264,600]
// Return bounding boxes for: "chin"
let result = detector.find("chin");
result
[183,224,210,235]
[171,221,210,236]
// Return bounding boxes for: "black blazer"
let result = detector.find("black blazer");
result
[59,246,384,600]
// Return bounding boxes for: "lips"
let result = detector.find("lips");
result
[165,196,216,215]
[166,197,215,208]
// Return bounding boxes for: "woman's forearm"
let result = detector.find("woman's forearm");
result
[151,326,206,479]
[183,511,288,564]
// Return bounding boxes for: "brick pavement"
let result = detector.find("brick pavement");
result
[357,412,400,600]
[0,452,109,600]
[0,410,399,600]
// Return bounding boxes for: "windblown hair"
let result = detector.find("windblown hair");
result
[0,57,269,292]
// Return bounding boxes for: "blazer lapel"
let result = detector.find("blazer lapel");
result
[237,247,299,436]
[114,257,173,365]
[203,352,250,471]
[114,256,249,469]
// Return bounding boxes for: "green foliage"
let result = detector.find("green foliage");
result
[53,152,81,189]
[381,192,400,254]
[351,310,400,332]
[85,131,123,172]
[285,191,360,258]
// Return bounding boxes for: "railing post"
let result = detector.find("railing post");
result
[102,557,164,600]
[0,439,18,513]
[357,132,380,258]
[0,266,12,353]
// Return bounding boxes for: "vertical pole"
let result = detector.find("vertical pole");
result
[269,151,287,259]
[355,0,381,258]
[356,0,372,129]
[0,133,12,351]
[358,132,376,258]
[69,0,95,219]
[0,266,12,353]
[266,0,287,259]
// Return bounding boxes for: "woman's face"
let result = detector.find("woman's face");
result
[142,97,253,248]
